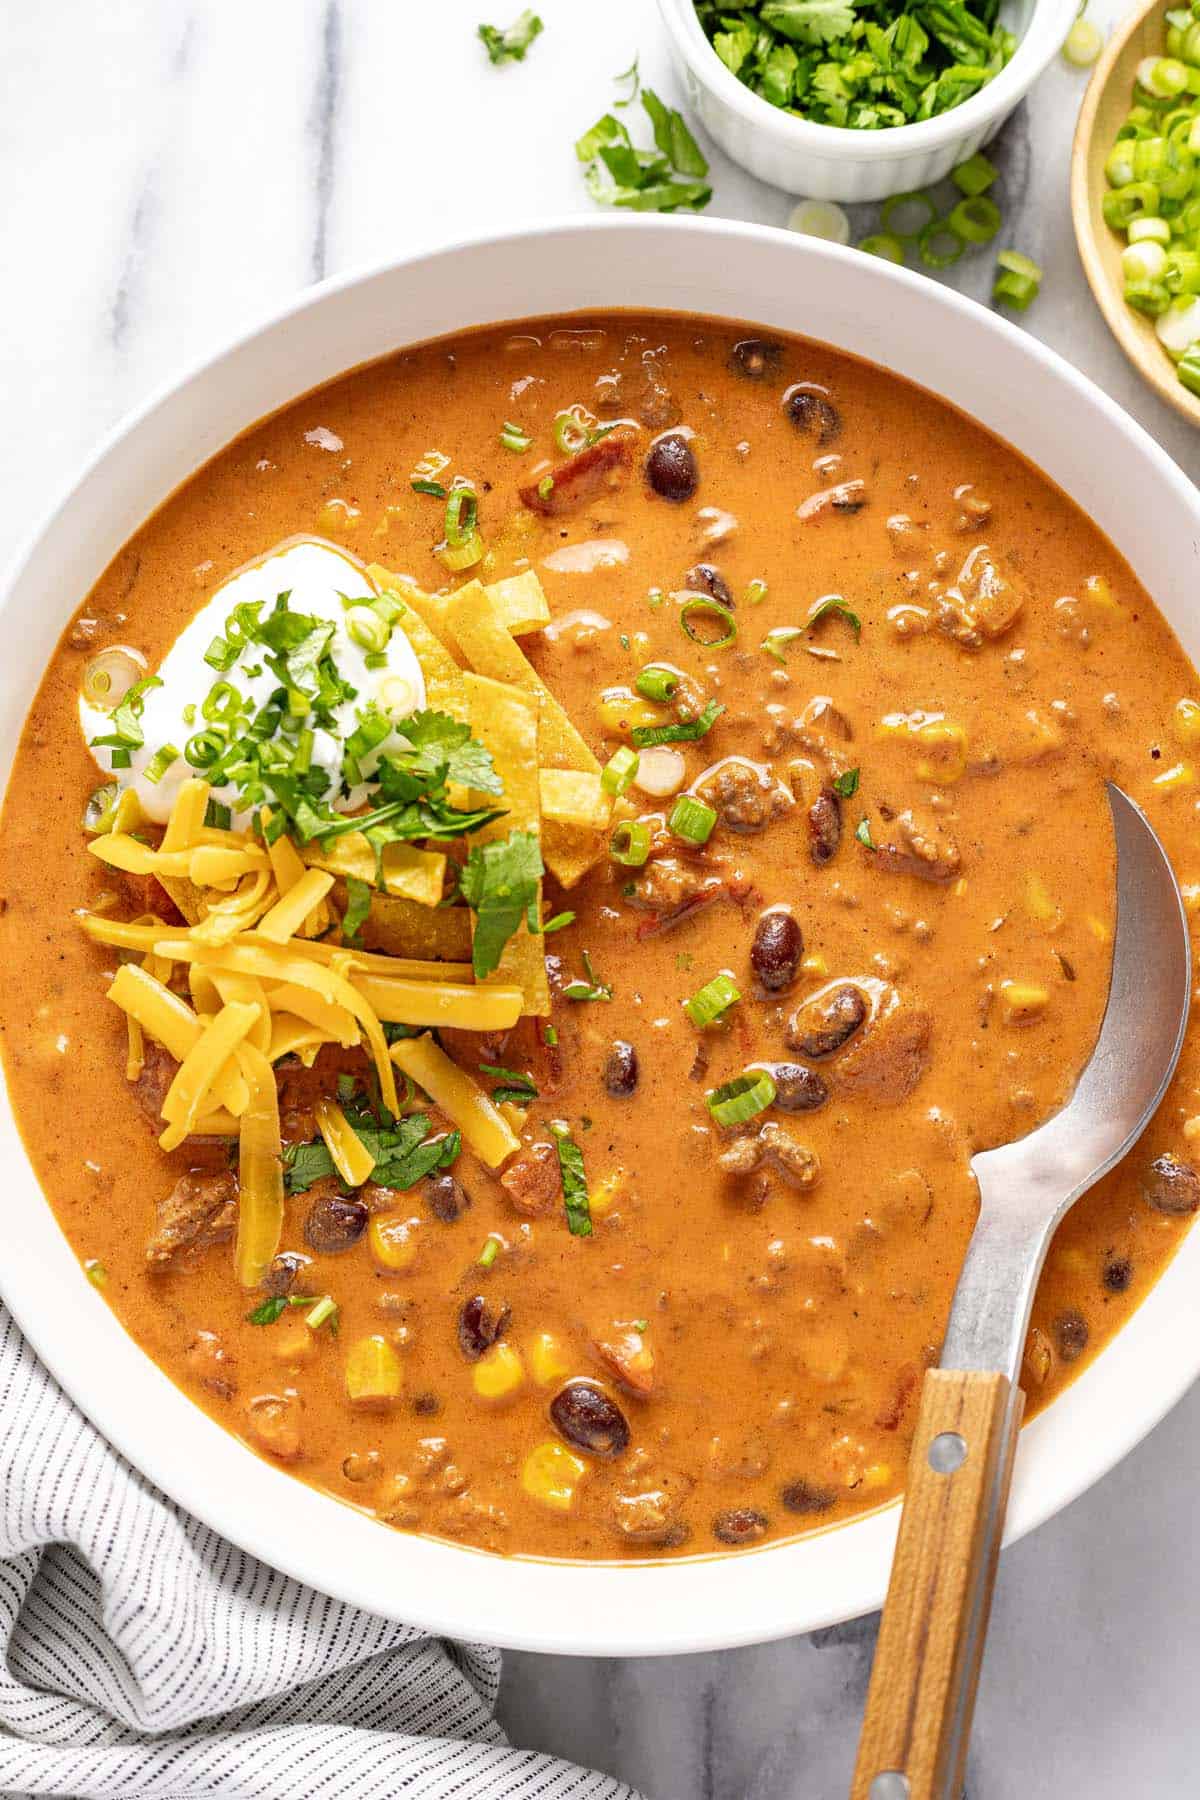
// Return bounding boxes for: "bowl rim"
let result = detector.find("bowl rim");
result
[1070,0,1200,429]
[3,212,1200,1657]
[657,0,1078,161]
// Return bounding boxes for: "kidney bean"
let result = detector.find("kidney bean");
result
[808,787,842,866]
[780,1478,836,1514]
[604,1041,639,1097]
[1143,1153,1200,1215]
[712,1507,770,1546]
[684,562,734,608]
[729,338,782,380]
[646,432,698,502]
[550,1380,630,1459]
[766,1062,829,1112]
[457,1294,512,1362]
[782,383,841,445]
[304,1193,368,1253]
[751,908,803,991]
[787,984,867,1059]
[1054,1310,1089,1362]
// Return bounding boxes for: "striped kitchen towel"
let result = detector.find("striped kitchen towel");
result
[0,1308,639,1799]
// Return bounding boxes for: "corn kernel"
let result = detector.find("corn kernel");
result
[272,1326,315,1365]
[369,1213,420,1272]
[1086,914,1111,943]
[952,878,968,898]
[520,1440,588,1512]
[472,1342,525,1402]
[597,686,670,735]
[528,1331,571,1387]
[1079,572,1119,613]
[1181,884,1200,914]
[862,1462,893,1489]
[1183,1114,1200,1141]
[589,1173,626,1219]
[1000,979,1049,1025]
[317,497,361,536]
[345,1334,404,1406]
[1173,698,1200,747]
[877,712,967,783]
[1153,760,1195,793]
[1023,872,1062,932]
[801,953,829,977]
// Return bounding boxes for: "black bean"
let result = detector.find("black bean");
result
[411,1391,442,1416]
[550,1380,630,1459]
[260,1250,309,1297]
[766,1062,829,1112]
[780,1478,836,1515]
[1102,1255,1133,1294]
[712,1507,770,1546]
[684,562,734,608]
[729,338,782,380]
[604,1040,639,1097]
[751,908,803,992]
[782,383,841,445]
[1143,1152,1200,1216]
[808,788,842,867]
[304,1193,368,1254]
[457,1294,511,1362]
[787,984,867,1059]
[1054,1310,1089,1362]
[645,432,698,503]
[424,1172,471,1222]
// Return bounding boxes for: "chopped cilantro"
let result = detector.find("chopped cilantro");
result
[459,828,544,979]
[282,1141,336,1194]
[552,1124,593,1237]
[563,950,613,1003]
[342,875,372,946]
[576,85,711,214]
[855,816,876,849]
[631,698,724,750]
[480,1062,540,1107]
[834,767,861,798]
[478,8,543,62]
[541,910,575,935]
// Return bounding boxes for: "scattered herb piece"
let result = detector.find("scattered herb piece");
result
[632,698,724,749]
[411,478,447,498]
[460,828,545,979]
[481,1062,540,1107]
[806,594,861,638]
[282,1140,336,1195]
[834,767,861,798]
[541,910,576,935]
[341,875,372,946]
[478,1236,502,1268]
[612,54,641,105]
[85,1259,108,1289]
[552,1124,593,1237]
[479,8,543,62]
[576,85,712,213]
[563,949,613,1003]
[855,816,876,849]
[246,1296,290,1326]
[306,1294,340,1335]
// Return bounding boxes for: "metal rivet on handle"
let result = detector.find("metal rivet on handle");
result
[869,1774,911,1799]
[928,1431,967,1474]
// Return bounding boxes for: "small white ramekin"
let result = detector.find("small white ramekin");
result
[657,0,1078,202]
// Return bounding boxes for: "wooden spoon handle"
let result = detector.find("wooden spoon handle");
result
[850,1368,1025,1800]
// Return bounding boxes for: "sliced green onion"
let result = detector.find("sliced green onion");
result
[202,681,242,723]
[684,972,740,1028]
[438,532,484,572]
[1137,55,1188,99]
[478,1236,501,1269]
[634,664,680,703]
[346,606,390,652]
[707,1069,776,1127]
[306,1294,339,1333]
[807,593,862,637]
[411,478,447,498]
[1157,293,1200,356]
[499,420,533,453]
[855,816,876,849]
[668,794,717,846]
[1166,248,1200,291]
[83,783,119,834]
[553,408,592,455]
[744,579,768,606]
[679,596,737,648]
[881,191,936,239]
[858,232,906,263]
[631,698,724,749]
[143,743,180,785]
[1103,181,1161,229]
[445,484,479,547]
[1124,239,1170,282]
[204,635,240,673]
[951,152,998,196]
[948,195,1001,245]
[537,474,555,500]
[1124,278,1171,316]
[611,820,652,866]
[1129,215,1172,244]
[602,746,640,796]
[1063,17,1104,65]
[787,198,850,244]
[205,800,232,829]
[1177,342,1200,393]
[993,249,1043,311]
[762,626,803,665]
[185,729,226,769]
[918,217,966,269]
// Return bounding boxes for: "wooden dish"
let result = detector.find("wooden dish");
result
[1071,0,1200,427]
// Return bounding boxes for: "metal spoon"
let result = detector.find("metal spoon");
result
[851,784,1190,1800]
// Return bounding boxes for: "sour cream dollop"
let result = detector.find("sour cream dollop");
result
[80,539,427,825]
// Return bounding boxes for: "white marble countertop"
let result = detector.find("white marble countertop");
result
[4,1,1199,1794]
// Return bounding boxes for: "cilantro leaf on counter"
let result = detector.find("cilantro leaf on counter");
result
[478,9,543,63]
[460,828,545,980]
[577,86,712,214]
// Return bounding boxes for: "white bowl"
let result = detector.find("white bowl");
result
[2,216,1199,1657]
[657,0,1078,200]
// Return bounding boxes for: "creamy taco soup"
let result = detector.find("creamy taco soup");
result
[2,312,1199,1562]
